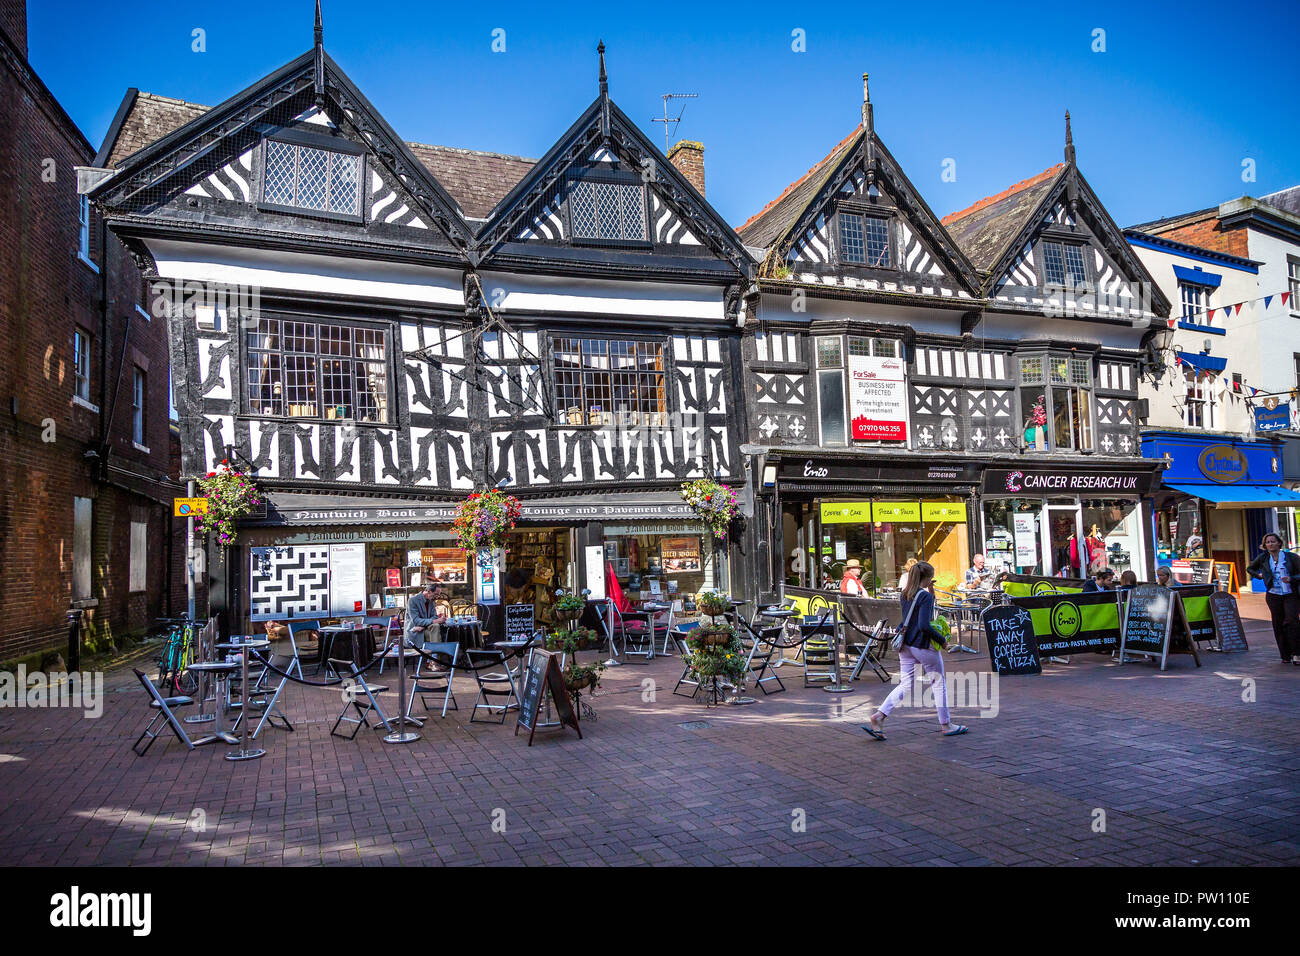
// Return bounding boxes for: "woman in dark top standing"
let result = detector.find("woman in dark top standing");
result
[862,561,968,740]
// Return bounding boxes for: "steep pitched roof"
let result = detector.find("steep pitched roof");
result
[98,88,535,221]
[736,129,860,248]
[406,143,534,220]
[941,164,1065,273]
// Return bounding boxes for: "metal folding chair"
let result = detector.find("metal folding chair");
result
[328,658,393,739]
[671,625,701,698]
[610,603,653,663]
[131,669,195,755]
[466,649,520,723]
[367,615,402,673]
[746,625,786,695]
[236,652,296,739]
[800,611,838,688]
[407,642,460,719]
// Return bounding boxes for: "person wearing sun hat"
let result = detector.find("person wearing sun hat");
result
[840,558,869,597]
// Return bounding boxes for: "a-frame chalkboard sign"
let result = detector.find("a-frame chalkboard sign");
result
[1119,585,1201,671]
[515,648,581,745]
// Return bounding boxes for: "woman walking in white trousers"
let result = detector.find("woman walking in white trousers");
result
[862,560,968,740]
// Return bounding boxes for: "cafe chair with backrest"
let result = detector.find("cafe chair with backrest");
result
[610,603,653,663]
[407,642,460,719]
[800,610,838,688]
[238,652,296,739]
[746,625,787,695]
[131,669,196,756]
[287,619,323,674]
[366,615,401,673]
[466,648,520,723]
[671,624,701,698]
[328,658,393,739]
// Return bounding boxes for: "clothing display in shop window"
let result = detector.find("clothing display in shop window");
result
[1086,528,1107,572]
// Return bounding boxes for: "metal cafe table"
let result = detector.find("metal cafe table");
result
[184,660,240,746]
[317,622,377,670]
[443,615,484,652]
[215,637,270,761]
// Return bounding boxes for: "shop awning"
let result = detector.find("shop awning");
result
[1165,482,1300,509]
[1173,351,1227,374]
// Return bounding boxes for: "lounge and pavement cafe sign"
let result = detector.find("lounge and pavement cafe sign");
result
[982,466,1155,496]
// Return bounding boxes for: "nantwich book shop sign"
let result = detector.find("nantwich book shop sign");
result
[1008,591,1122,656]
[983,604,1041,675]
[1119,585,1202,671]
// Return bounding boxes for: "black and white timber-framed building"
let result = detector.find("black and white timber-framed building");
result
[86,18,754,633]
[736,77,1173,598]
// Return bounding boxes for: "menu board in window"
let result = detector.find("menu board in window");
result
[328,544,367,616]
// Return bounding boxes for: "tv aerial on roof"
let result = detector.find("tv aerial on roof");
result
[651,93,698,154]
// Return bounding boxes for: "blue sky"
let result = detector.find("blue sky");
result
[28,0,1300,229]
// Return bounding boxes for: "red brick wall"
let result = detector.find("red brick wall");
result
[0,0,26,59]
[0,30,178,661]
[1148,216,1250,259]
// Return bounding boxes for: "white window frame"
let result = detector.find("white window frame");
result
[74,328,92,401]
[1183,368,1216,429]
[77,196,98,272]
[132,367,146,445]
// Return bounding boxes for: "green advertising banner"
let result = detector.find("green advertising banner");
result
[1170,584,1216,644]
[1009,591,1122,655]
[1000,573,1088,598]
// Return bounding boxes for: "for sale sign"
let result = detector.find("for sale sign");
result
[848,354,908,441]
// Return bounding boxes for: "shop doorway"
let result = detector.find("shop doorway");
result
[1044,502,1084,578]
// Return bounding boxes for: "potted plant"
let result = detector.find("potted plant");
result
[696,590,732,617]
[452,488,522,562]
[196,461,262,547]
[554,592,586,622]
[563,660,604,694]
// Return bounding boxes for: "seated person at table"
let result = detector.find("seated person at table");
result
[963,554,994,590]
[405,583,447,644]
[1082,568,1115,592]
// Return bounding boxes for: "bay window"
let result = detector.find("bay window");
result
[1019,354,1094,452]
[816,334,905,446]
[553,337,665,426]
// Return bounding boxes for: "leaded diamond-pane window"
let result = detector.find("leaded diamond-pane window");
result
[261,140,363,218]
[1043,241,1087,287]
[569,181,648,242]
[863,216,890,267]
[839,214,865,264]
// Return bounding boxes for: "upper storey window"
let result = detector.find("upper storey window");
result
[1042,240,1087,288]
[245,318,389,423]
[553,337,665,426]
[837,212,891,267]
[569,179,648,243]
[261,138,364,219]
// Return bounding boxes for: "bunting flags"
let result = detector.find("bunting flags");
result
[1175,287,1294,325]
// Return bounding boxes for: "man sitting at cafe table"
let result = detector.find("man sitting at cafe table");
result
[406,583,447,645]
[962,553,994,590]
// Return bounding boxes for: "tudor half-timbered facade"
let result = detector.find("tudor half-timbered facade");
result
[87,25,753,632]
[737,83,1171,597]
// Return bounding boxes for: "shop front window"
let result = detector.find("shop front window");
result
[982,498,1044,576]
[503,529,573,627]
[1080,499,1143,579]
[1156,499,1206,563]
[817,497,968,595]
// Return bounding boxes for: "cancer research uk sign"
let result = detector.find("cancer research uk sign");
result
[849,353,908,441]
[982,467,1154,496]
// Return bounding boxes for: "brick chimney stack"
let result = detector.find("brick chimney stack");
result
[668,140,705,197]
[0,0,28,59]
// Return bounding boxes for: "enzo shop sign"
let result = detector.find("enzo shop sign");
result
[983,468,1151,495]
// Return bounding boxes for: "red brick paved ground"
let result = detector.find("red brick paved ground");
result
[1,597,1297,866]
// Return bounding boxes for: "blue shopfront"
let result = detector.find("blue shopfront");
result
[1143,431,1300,590]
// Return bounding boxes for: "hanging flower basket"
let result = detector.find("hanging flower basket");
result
[696,590,732,617]
[553,593,586,622]
[452,489,522,562]
[680,479,738,541]
[195,462,262,548]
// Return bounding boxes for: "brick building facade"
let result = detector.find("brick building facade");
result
[0,2,184,663]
